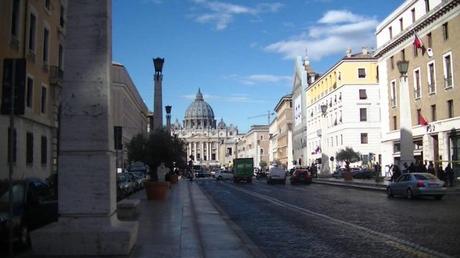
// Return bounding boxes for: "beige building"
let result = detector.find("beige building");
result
[111,63,149,171]
[375,0,460,174]
[274,94,293,169]
[236,125,269,169]
[268,118,278,164]
[0,0,66,179]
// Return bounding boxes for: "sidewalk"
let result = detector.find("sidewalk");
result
[313,177,460,194]
[127,179,260,258]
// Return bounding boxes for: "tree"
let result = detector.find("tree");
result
[259,160,268,170]
[336,147,361,163]
[127,129,186,180]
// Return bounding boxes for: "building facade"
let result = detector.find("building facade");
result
[292,56,318,167]
[236,125,269,169]
[375,0,460,175]
[111,63,149,171]
[306,49,381,173]
[0,0,66,180]
[274,94,293,169]
[268,117,278,164]
[171,89,239,168]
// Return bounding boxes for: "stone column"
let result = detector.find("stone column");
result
[31,1,137,256]
[216,141,220,163]
[188,142,192,158]
[153,58,164,130]
[194,142,197,160]
[202,142,205,161]
[207,142,210,161]
[399,76,415,167]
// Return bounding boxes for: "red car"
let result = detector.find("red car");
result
[290,169,312,184]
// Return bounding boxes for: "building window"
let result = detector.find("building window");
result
[41,86,47,113]
[11,0,20,37]
[28,13,36,52]
[360,108,367,122]
[393,116,397,130]
[359,89,367,99]
[59,44,64,70]
[26,132,33,164]
[401,49,406,60]
[389,26,393,39]
[425,0,430,12]
[443,53,453,88]
[442,23,449,40]
[417,109,422,125]
[43,28,49,64]
[399,17,403,31]
[411,8,416,23]
[45,0,51,10]
[361,133,368,144]
[41,136,47,165]
[341,134,343,145]
[390,56,394,70]
[8,128,17,163]
[427,33,432,48]
[431,104,436,122]
[427,61,436,94]
[376,65,379,82]
[391,80,397,107]
[60,5,65,27]
[358,68,366,78]
[26,76,33,108]
[413,69,421,99]
[447,100,454,118]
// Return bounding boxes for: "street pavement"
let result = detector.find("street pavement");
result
[197,178,460,258]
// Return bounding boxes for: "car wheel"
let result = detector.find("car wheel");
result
[386,187,393,198]
[19,224,30,247]
[435,195,444,200]
[406,188,414,199]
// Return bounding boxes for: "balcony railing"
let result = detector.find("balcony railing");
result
[49,66,64,86]
[444,76,453,88]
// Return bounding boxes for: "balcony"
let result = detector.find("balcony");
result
[49,65,64,86]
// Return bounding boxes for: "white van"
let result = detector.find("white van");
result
[267,166,286,184]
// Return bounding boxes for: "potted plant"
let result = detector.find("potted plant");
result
[336,147,361,181]
[127,130,186,200]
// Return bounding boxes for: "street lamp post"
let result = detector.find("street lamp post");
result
[397,60,415,169]
[320,104,330,175]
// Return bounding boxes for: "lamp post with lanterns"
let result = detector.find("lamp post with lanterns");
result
[397,60,415,169]
[320,104,331,175]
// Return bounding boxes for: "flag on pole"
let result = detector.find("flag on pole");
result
[413,33,424,49]
[419,114,428,126]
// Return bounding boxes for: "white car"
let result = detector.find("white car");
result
[216,170,233,180]
[267,166,286,184]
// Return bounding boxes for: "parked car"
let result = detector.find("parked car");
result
[216,170,233,180]
[290,169,312,185]
[352,168,374,179]
[332,168,344,178]
[386,173,446,200]
[267,165,286,184]
[117,173,133,197]
[0,178,58,246]
[128,172,145,190]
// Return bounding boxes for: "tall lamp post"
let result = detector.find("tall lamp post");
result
[320,104,330,174]
[165,105,172,132]
[397,60,415,169]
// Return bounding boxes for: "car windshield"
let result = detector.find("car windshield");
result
[414,174,437,180]
[0,184,24,204]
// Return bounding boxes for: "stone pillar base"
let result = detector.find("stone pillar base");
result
[31,213,138,256]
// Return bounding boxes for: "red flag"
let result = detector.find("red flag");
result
[413,33,424,49]
[419,114,428,126]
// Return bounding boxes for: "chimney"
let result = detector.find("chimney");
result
[362,47,368,55]
[346,48,352,58]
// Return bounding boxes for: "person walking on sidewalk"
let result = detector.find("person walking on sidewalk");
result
[445,163,454,187]
[391,165,401,182]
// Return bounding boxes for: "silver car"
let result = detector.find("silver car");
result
[387,173,446,200]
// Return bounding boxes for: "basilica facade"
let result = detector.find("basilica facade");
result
[171,89,239,168]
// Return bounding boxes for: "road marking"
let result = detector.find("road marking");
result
[224,183,453,258]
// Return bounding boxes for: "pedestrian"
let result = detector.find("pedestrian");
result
[391,165,401,182]
[445,163,454,187]
[402,162,409,174]
[427,161,435,175]
[408,162,415,173]
[374,162,381,177]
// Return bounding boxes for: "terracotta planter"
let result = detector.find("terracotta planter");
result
[144,181,169,200]
[343,171,353,181]
[170,175,179,184]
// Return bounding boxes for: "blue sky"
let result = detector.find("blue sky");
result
[113,0,401,132]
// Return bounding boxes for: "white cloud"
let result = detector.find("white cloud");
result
[225,74,291,86]
[191,0,283,30]
[264,9,378,60]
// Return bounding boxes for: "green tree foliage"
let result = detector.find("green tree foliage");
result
[335,147,361,163]
[127,130,186,180]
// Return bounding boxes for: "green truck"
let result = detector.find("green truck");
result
[233,158,254,183]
